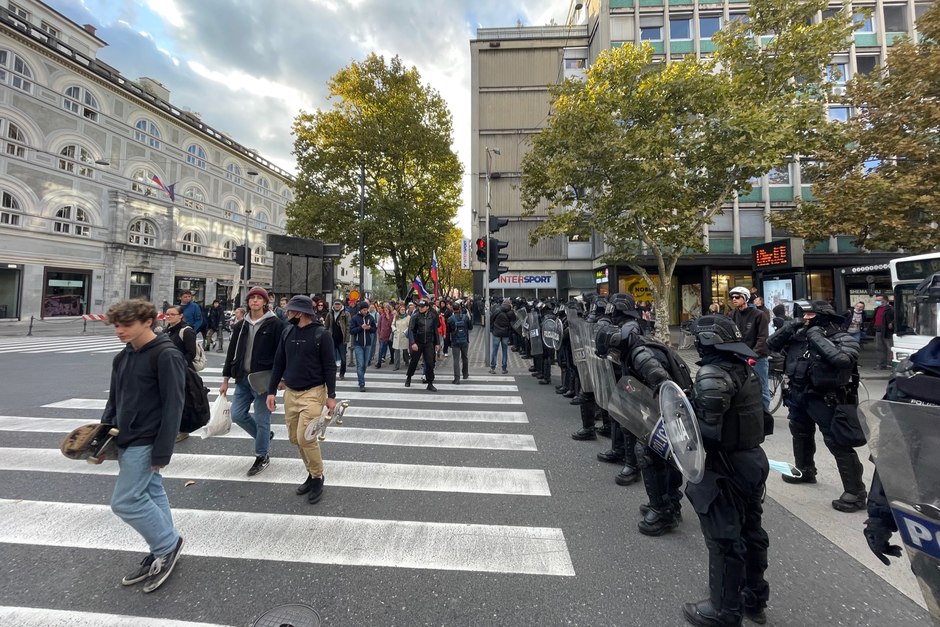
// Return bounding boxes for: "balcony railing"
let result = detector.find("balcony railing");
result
[475,25,588,41]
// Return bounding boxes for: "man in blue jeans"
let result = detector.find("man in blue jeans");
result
[729,286,771,409]
[350,300,376,392]
[102,298,186,593]
[489,299,516,374]
[220,286,286,476]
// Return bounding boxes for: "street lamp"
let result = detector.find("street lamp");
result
[484,146,500,365]
[244,169,259,299]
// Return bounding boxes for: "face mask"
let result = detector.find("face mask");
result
[876,301,883,306]
[288,316,301,326]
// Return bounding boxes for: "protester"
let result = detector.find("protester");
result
[274,296,290,324]
[489,299,517,374]
[266,295,337,505]
[376,303,394,368]
[313,298,327,322]
[392,304,410,371]
[406,299,440,391]
[205,300,223,352]
[844,301,867,342]
[102,299,186,593]
[178,291,205,339]
[325,300,351,381]
[350,301,376,392]
[729,286,771,409]
[872,294,895,369]
[163,306,196,368]
[448,301,472,384]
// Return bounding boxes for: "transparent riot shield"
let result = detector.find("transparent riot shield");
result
[586,323,616,408]
[542,317,561,351]
[513,308,526,335]
[566,305,594,393]
[528,310,543,357]
[860,400,940,622]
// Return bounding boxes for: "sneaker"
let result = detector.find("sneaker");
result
[142,536,184,593]
[308,475,325,504]
[247,455,269,477]
[462,374,468,380]
[122,553,155,586]
[488,368,496,374]
[405,377,412,388]
[338,375,345,381]
[270,430,275,440]
[501,369,508,375]
[452,378,459,385]
[359,385,366,392]
[175,432,189,443]
[427,383,438,392]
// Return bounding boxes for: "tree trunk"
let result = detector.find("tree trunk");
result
[652,273,672,346]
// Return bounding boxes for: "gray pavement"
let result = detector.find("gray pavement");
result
[0,332,930,626]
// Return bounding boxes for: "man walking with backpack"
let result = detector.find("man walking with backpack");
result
[220,286,286,476]
[102,299,186,593]
[489,299,517,374]
[448,301,472,384]
[178,291,205,338]
[266,295,337,505]
[325,300,350,381]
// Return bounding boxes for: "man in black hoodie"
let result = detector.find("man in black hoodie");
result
[489,299,517,374]
[101,299,186,593]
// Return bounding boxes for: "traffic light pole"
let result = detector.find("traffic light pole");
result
[484,147,494,366]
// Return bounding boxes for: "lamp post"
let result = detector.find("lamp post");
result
[245,168,259,301]
[359,163,365,299]
[484,146,500,366]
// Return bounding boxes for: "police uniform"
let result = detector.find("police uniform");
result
[684,315,770,627]
[571,296,607,441]
[767,300,865,512]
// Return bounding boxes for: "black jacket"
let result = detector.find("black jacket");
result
[222,315,286,381]
[166,322,197,367]
[408,310,440,346]
[268,321,337,397]
[207,306,223,330]
[491,304,517,338]
[101,334,186,466]
[730,306,770,358]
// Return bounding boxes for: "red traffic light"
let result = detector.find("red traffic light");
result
[475,238,486,263]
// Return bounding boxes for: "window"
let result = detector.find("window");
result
[226,162,241,184]
[279,219,288,229]
[827,62,848,84]
[0,50,34,93]
[829,107,850,123]
[856,56,880,77]
[8,3,28,19]
[282,188,293,202]
[254,210,269,230]
[883,5,908,33]
[54,205,90,237]
[822,8,842,22]
[40,22,58,38]
[186,144,207,169]
[700,15,722,39]
[800,160,822,185]
[134,119,162,149]
[916,4,931,21]
[58,145,94,178]
[640,16,663,41]
[131,168,158,196]
[768,164,791,186]
[4,120,25,157]
[222,239,238,260]
[257,177,269,195]
[224,199,241,222]
[181,232,203,254]
[183,187,205,211]
[0,190,21,226]
[728,12,748,25]
[670,17,692,40]
[63,86,99,122]
[854,13,875,34]
[253,245,267,265]
[128,219,156,247]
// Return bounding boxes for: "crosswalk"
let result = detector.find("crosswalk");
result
[0,352,573,625]
[0,335,126,354]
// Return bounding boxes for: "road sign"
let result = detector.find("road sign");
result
[349,289,360,302]
[461,238,471,270]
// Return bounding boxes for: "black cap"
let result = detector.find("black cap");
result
[417,300,429,307]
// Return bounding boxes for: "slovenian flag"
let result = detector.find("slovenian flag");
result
[412,276,430,299]
[431,251,439,299]
[151,175,175,201]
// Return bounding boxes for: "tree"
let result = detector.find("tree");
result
[286,54,464,298]
[520,0,857,344]
[369,270,397,302]
[772,3,940,253]
[435,226,473,297]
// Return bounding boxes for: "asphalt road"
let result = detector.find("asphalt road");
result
[0,333,931,627]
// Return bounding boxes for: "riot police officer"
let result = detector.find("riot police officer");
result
[684,315,770,627]
[767,300,865,512]
[572,295,608,440]
[554,303,573,396]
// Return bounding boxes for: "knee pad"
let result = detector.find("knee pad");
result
[788,419,815,439]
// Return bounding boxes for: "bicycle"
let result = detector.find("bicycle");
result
[768,353,786,414]
[678,320,695,350]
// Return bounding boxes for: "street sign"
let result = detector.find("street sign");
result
[349,289,360,302]
[461,238,471,270]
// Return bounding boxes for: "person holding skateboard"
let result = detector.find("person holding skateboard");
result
[101,299,186,593]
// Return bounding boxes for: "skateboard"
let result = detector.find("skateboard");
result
[304,400,349,442]
[61,423,120,464]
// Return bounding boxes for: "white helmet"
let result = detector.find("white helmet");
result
[729,286,752,300]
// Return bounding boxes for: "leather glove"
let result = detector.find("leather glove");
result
[864,519,904,565]
[805,325,825,341]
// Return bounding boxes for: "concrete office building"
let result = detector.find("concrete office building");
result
[470,0,931,320]
[0,0,295,323]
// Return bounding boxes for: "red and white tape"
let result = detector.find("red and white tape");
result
[82,314,165,321]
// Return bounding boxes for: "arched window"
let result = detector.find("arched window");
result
[226,163,241,184]
[222,239,238,260]
[0,190,22,226]
[128,219,156,247]
[0,50,34,93]
[257,177,269,195]
[2,119,26,158]
[186,144,207,169]
[183,187,205,211]
[281,188,293,201]
[63,86,99,122]
[253,244,267,265]
[131,168,158,196]
[254,210,269,230]
[279,219,288,229]
[224,199,241,222]
[58,144,94,178]
[134,119,162,149]
[54,205,90,237]
[180,232,203,254]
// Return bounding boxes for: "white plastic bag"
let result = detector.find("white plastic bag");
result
[193,394,231,439]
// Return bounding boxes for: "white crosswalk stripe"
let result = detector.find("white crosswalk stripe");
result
[0,606,236,627]
[199,376,519,392]
[0,336,125,354]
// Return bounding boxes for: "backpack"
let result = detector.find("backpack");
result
[185,327,207,371]
[453,314,469,344]
[114,344,210,434]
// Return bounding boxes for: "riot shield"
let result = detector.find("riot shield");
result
[513,307,526,335]
[542,317,561,351]
[527,310,543,356]
[860,400,940,621]
[586,323,616,408]
[567,305,595,393]
[607,376,705,484]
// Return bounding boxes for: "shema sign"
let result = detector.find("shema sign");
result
[461,238,471,270]
[349,290,360,303]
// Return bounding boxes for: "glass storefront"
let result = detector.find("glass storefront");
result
[129,272,153,301]
[0,266,21,319]
[710,271,754,315]
[216,283,233,309]
[807,271,835,302]
[43,269,90,317]
[175,277,206,305]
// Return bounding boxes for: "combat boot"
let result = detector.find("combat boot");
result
[639,501,682,523]
[615,463,640,486]
[782,423,817,484]
[637,504,679,536]
[831,449,866,513]
[571,428,596,441]
[683,555,744,627]
[597,448,625,464]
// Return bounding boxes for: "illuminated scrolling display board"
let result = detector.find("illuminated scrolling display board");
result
[751,239,804,271]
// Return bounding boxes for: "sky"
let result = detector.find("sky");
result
[45,0,570,237]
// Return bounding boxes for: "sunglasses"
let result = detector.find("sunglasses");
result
[731,295,746,300]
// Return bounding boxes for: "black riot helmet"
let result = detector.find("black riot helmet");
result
[691,314,757,359]
[605,292,640,319]
[916,273,940,302]
[796,299,845,326]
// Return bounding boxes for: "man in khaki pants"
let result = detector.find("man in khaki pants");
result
[266,295,337,504]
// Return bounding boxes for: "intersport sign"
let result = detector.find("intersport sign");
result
[488,273,557,289]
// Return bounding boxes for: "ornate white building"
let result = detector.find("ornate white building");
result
[0,0,295,321]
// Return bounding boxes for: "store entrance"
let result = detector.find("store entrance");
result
[43,269,90,317]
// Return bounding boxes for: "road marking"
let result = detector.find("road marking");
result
[0,338,124,353]
[6,416,537,451]
[199,368,516,382]
[198,377,519,392]
[0,499,576,576]
[343,407,528,423]
[228,392,524,405]
[0,448,550,496]
[0,606,235,627]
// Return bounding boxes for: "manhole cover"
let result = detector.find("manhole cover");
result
[252,604,321,627]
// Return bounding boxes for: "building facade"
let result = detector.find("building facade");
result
[0,0,296,322]
[470,0,932,320]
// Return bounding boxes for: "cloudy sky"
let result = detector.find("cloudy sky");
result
[46,0,569,235]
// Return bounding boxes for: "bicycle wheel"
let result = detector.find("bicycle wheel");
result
[769,373,784,414]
